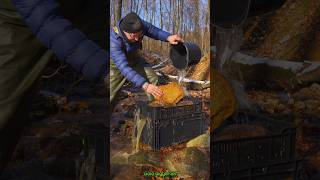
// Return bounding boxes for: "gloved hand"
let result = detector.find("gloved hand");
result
[143,83,163,99]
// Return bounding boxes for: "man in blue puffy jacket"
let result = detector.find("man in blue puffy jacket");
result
[0,0,107,173]
[110,12,183,111]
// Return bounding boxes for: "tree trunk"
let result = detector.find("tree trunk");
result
[223,52,320,90]
[188,53,210,81]
[160,0,163,51]
[115,0,123,22]
[256,0,320,61]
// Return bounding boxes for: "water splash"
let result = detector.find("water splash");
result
[215,27,243,71]
[177,69,187,84]
[132,108,146,153]
[176,69,191,98]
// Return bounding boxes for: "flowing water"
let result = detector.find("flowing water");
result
[132,108,147,152]
[215,26,255,111]
[177,69,191,97]
[177,69,187,84]
[215,27,243,71]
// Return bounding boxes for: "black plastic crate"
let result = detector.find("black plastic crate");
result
[213,159,304,180]
[77,123,108,179]
[211,112,298,179]
[136,97,205,149]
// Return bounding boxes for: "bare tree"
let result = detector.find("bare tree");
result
[111,0,210,56]
[115,0,123,23]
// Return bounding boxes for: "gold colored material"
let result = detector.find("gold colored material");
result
[154,82,185,105]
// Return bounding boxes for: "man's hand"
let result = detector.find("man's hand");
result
[167,34,183,45]
[143,83,163,99]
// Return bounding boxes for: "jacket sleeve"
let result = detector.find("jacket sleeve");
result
[142,20,171,42]
[11,0,108,81]
[110,31,147,88]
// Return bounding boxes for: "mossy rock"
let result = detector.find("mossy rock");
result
[186,133,210,148]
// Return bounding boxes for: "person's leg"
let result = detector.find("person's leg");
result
[144,67,159,86]
[143,66,159,101]
[109,60,127,113]
[0,9,52,173]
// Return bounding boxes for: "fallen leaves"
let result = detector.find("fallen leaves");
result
[247,83,320,116]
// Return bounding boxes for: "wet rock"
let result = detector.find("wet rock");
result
[111,150,163,167]
[186,133,210,148]
[128,150,150,165]
[164,147,209,178]
[110,152,131,165]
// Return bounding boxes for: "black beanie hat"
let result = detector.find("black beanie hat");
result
[120,12,143,33]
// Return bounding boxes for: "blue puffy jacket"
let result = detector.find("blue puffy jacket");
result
[110,18,171,88]
[11,0,108,81]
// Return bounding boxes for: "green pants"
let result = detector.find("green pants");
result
[0,1,107,172]
[109,51,159,112]
[0,8,53,172]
